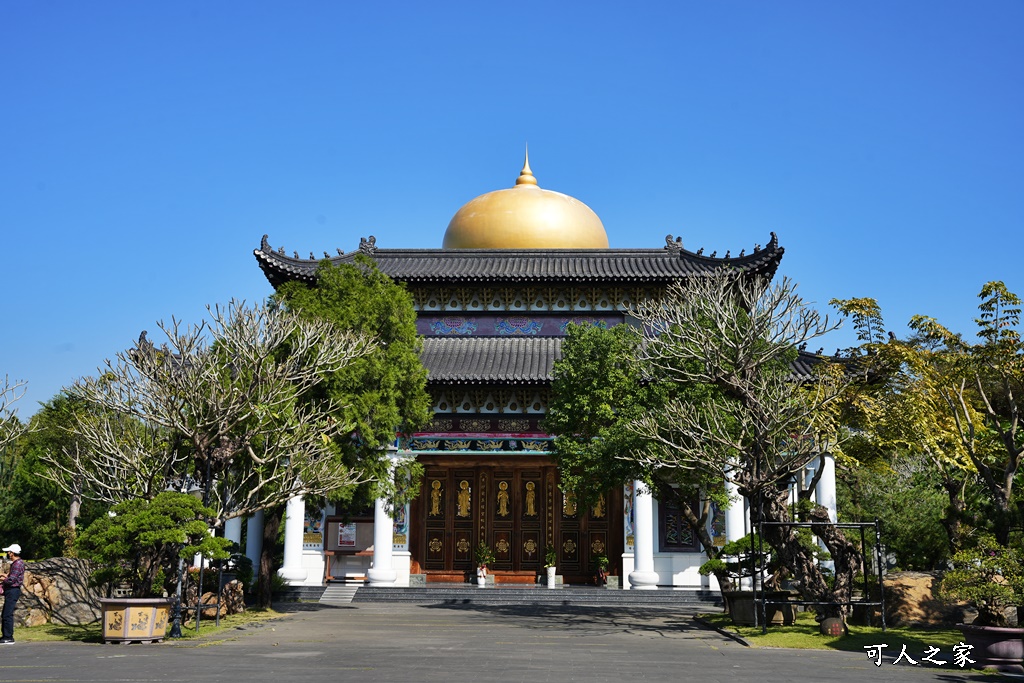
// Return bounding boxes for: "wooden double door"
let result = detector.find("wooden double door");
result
[413,458,622,584]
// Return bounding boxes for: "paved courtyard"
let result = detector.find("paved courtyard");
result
[0,603,987,682]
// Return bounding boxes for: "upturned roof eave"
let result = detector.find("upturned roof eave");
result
[253,231,784,288]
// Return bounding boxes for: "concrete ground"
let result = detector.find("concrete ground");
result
[0,603,987,682]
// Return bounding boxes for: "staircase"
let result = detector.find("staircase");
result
[319,582,362,605]
[348,585,723,611]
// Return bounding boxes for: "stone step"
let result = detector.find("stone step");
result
[350,586,723,610]
[273,585,327,602]
[320,584,361,605]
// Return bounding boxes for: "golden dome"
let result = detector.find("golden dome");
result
[442,153,609,249]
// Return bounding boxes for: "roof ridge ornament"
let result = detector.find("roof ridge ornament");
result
[516,146,538,187]
[261,234,272,253]
[359,235,378,254]
[664,235,683,253]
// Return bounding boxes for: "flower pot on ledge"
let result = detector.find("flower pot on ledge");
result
[99,597,171,644]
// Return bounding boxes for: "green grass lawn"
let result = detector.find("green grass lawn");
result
[699,611,966,654]
[16,609,286,644]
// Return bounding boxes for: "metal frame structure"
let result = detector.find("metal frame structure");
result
[754,519,886,634]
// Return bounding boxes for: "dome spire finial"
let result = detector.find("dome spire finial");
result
[516,144,538,186]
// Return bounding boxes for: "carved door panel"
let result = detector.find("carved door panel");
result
[554,487,620,584]
[451,469,476,571]
[421,467,477,571]
[517,469,544,571]
[490,469,514,570]
[414,462,622,581]
[422,468,447,571]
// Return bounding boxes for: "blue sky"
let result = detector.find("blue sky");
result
[2,2,1022,417]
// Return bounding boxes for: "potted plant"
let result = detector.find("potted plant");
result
[699,533,803,627]
[475,543,495,587]
[593,554,610,586]
[544,548,558,588]
[940,535,1024,672]
[77,492,231,643]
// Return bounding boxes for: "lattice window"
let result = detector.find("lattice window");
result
[659,496,700,552]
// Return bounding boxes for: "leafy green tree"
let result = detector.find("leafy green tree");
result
[77,491,230,598]
[267,257,430,607]
[834,281,1024,549]
[833,297,981,551]
[544,322,732,587]
[940,535,1024,626]
[274,256,431,509]
[0,392,108,558]
[910,282,1024,545]
[620,269,859,614]
[836,453,950,570]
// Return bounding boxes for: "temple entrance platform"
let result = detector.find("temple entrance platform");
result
[315,583,723,610]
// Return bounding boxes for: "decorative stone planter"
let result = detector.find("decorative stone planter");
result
[99,597,171,644]
[957,624,1024,673]
[545,566,557,588]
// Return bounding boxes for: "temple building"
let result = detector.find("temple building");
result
[247,155,838,590]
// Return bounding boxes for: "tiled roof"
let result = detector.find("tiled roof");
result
[421,337,561,385]
[254,233,784,289]
[791,350,828,381]
[419,337,828,385]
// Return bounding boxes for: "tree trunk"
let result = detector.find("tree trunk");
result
[940,475,968,552]
[255,506,283,609]
[750,484,860,620]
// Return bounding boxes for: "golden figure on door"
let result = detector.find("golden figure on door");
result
[525,481,537,517]
[592,492,606,518]
[429,480,443,516]
[563,491,577,516]
[456,480,471,517]
[497,481,510,517]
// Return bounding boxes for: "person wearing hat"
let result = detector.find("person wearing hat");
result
[0,543,24,644]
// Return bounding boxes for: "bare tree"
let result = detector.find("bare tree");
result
[0,375,28,455]
[41,300,376,528]
[0,376,29,492]
[627,269,861,617]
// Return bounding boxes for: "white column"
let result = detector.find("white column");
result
[278,495,307,584]
[368,455,398,586]
[724,477,747,543]
[815,453,838,522]
[815,452,838,571]
[224,516,243,547]
[628,481,659,590]
[368,495,397,586]
[245,510,264,577]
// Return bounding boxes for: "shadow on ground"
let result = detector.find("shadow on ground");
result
[273,602,357,612]
[417,602,711,639]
